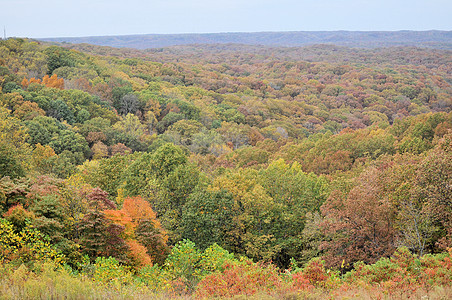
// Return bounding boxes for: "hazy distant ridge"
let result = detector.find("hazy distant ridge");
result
[40,30,452,49]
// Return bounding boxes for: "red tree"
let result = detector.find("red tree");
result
[320,167,396,268]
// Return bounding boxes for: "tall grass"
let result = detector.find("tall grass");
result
[0,263,168,300]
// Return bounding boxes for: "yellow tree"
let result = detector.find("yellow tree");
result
[31,143,56,174]
[209,169,278,261]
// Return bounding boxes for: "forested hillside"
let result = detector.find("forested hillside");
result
[41,30,452,49]
[0,38,451,298]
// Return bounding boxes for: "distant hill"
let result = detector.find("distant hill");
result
[40,30,452,50]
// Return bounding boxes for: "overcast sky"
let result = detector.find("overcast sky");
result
[1,0,451,38]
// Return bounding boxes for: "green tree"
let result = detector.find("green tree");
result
[48,130,90,164]
[45,46,76,74]
[0,107,32,177]
[258,159,330,267]
[24,116,65,146]
[181,189,235,250]
[48,99,75,124]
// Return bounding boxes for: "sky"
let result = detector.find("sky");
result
[1,0,451,38]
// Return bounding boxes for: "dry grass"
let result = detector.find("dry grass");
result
[1,263,451,300]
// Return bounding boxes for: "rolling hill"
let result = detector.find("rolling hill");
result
[40,30,452,49]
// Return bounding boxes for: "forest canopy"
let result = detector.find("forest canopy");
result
[0,37,451,298]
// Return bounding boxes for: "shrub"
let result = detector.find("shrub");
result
[0,218,64,266]
[196,258,283,298]
[93,257,133,286]
[163,239,201,294]
[292,258,338,291]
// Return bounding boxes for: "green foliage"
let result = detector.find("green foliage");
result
[181,190,235,249]
[93,257,133,286]
[137,264,165,291]
[156,112,184,133]
[121,153,153,197]
[3,82,21,93]
[161,163,199,209]
[0,143,25,179]
[91,153,136,199]
[24,116,64,146]
[48,99,75,124]
[112,85,133,111]
[48,130,90,164]
[45,46,77,75]
[198,243,236,275]
[258,159,330,267]
[30,194,82,266]
[0,107,32,177]
[163,239,201,291]
[149,143,187,178]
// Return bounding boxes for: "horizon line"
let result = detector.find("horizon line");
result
[34,29,452,40]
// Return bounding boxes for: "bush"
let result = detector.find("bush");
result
[292,258,338,292]
[163,239,200,294]
[0,218,64,267]
[196,258,283,298]
[93,257,133,286]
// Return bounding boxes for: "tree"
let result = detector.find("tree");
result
[122,196,169,265]
[377,154,437,257]
[91,141,109,160]
[0,218,64,265]
[113,113,145,140]
[160,163,200,215]
[77,188,129,263]
[30,194,81,265]
[416,132,452,250]
[321,167,396,268]
[0,143,25,179]
[103,196,169,267]
[167,119,203,146]
[156,112,184,133]
[181,189,235,250]
[258,159,330,267]
[48,99,75,124]
[119,93,139,115]
[209,169,279,261]
[48,130,90,164]
[24,116,65,146]
[42,74,64,89]
[13,101,45,120]
[150,143,188,179]
[109,143,132,156]
[188,129,224,155]
[217,122,250,149]
[112,85,133,111]
[0,107,32,177]
[123,144,193,241]
[45,46,76,74]
[31,143,57,175]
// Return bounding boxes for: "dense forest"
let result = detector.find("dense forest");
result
[41,30,452,49]
[0,38,451,298]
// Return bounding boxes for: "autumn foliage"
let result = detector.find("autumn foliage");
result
[104,196,169,268]
[22,74,64,90]
[196,259,283,298]
[0,38,451,298]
